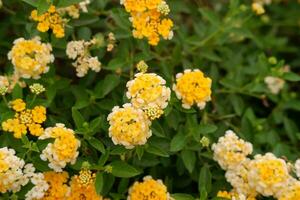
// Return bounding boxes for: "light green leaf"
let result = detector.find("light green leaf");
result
[95,172,103,195]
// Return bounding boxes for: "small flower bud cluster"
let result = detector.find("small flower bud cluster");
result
[29,83,45,95]
[107,32,116,52]
[57,0,91,19]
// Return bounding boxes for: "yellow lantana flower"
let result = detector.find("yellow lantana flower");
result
[121,0,174,45]
[107,103,152,149]
[31,5,66,38]
[173,69,212,109]
[2,99,47,138]
[128,176,171,200]
[8,37,54,79]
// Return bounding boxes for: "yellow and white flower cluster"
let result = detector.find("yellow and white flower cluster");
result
[0,74,26,94]
[252,0,271,15]
[173,69,212,110]
[8,37,54,79]
[57,0,91,19]
[212,130,253,170]
[126,72,171,120]
[2,99,47,138]
[108,103,152,149]
[120,0,174,45]
[108,64,171,148]
[31,5,66,38]
[214,130,300,200]
[295,159,300,178]
[25,173,49,200]
[0,148,34,194]
[66,39,101,77]
[32,169,104,200]
[39,123,81,172]
[127,176,172,200]
[264,76,285,94]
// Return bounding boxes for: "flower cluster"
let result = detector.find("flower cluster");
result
[120,0,174,45]
[39,123,81,172]
[264,76,285,94]
[276,179,300,200]
[68,169,103,200]
[126,72,171,119]
[251,0,271,15]
[30,83,46,95]
[212,130,253,170]
[108,63,171,148]
[57,0,90,19]
[31,5,66,38]
[248,153,290,196]
[108,103,152,149]
[66,39,101,77]
[41,171,70,200]
[25,173,49,200]
[107,32,116,52]
[295,159,300,178]
[2,99,47,138]
[173,69,212,110]
[0,74,26,93]
[127,176,171,200]
[0,148,34,194]
[8,37,54,79]
[213,130,300,200]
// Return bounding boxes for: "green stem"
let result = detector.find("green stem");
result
[2,95,8,107]
[29,95,37,108]
[2,6,16,15]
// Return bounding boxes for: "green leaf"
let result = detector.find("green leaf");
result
[88,138,105,154]
[283,72,300,82]
[198,165,212,194]
[135,146,144,160]
[90,116,103,132]
[181,150,196,173]
[171,193,195,200]
[229,94,245,116]
[110,161,141,178]
[170,132,187,152]
[12,84,23,99]
[21,0,38,7]
[105,58,128,70]
[37,0,50,14]
[94,74,120,99]
[95,172,103,195]
[57,0,83,7]
[72,108,85,128]
[198,8,220,27]
[146,145,169,157]
[198,124,218,135]
[151,121,166,138]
